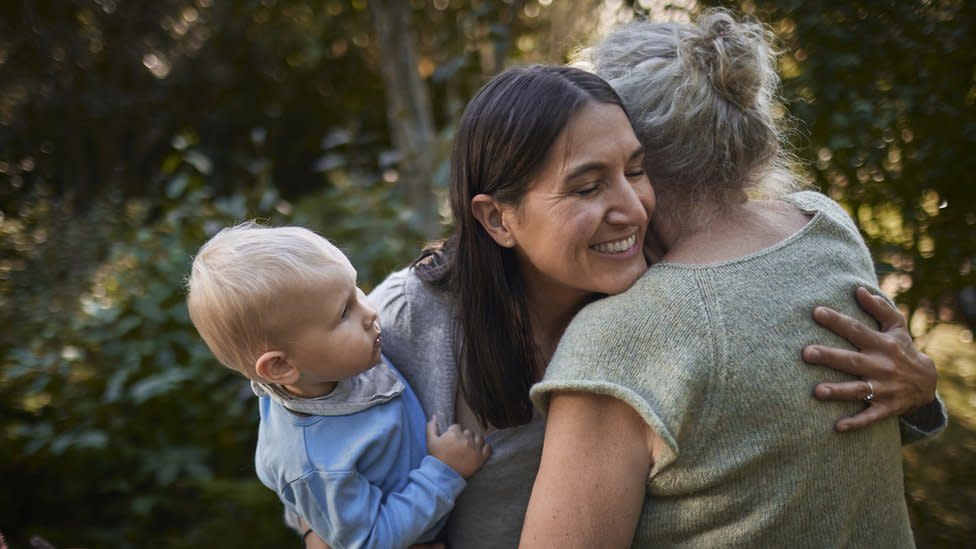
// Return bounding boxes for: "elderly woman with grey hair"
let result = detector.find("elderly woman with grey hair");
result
[523,9,937,548]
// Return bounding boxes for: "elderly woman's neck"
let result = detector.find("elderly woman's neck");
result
[653,191,749,249]
[652,190,810,265]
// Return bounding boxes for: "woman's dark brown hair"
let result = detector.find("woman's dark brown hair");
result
[416,65,627,429]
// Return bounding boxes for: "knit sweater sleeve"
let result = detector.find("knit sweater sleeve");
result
[531,272,719,475]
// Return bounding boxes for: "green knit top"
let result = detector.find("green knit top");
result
[531,191,915,548]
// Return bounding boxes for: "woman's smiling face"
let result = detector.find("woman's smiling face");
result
[499,100,655,305]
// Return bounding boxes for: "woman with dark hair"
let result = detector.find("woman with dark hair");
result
[369,66,654,547]
[522,10,934,547]
[302,63,942,548]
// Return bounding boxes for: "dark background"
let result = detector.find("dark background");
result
[1,0,973,546]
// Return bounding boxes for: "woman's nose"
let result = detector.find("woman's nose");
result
[605,177,648,226]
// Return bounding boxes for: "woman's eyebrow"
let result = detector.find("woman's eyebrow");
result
[628,146,645,162]
[564,161,604,181]
[564,146,646,180]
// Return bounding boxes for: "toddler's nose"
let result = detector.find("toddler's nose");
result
[364,306,379,330]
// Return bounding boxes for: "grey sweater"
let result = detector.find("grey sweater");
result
[358,192,943,547]
[369,271,545,548]
[531,192,918,547]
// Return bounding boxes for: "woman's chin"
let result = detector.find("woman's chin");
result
[598,264,647,296]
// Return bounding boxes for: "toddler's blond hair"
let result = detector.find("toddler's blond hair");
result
[186,221,343,375]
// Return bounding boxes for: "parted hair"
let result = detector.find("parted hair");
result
[416,65,629,429]
[580,9,798,213]
[186,222,343,375]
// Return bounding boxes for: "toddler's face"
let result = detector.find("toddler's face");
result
[279,252,382,391]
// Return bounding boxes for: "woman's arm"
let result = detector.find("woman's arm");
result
[520,392,658,548]
[803,286,940,434]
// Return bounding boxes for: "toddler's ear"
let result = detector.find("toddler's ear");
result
[254,351,299,385]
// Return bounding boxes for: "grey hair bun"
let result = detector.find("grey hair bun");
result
[681,11,773,110]
[582,8,796,209]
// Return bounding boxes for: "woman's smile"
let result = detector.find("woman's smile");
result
[590,233,638,255]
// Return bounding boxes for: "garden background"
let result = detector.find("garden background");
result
[1,0,973,547]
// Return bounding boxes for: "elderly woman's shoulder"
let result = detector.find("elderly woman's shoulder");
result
[782,190,863,237]
[572,268,704,330]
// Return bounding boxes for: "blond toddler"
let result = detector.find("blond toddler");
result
[186,222,490,549]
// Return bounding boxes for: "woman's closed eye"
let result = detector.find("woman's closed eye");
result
[575,181,602,196]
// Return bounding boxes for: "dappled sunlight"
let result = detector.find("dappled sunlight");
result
[922,324,976,430]
[0,0,972,546]
[903,322,976,544]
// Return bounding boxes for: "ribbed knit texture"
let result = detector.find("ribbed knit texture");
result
[531,191,915,548]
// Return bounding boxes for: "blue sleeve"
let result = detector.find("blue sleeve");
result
[292,456,465,549]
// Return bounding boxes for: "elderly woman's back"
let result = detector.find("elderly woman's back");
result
[533,191,914,547]
[524,9,917,547]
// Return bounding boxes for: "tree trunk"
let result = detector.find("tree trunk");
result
[368,0,438,238]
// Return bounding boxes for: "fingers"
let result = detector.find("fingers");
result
[811,305,877,350]
[813,379,900,433]
[440,422,475,441]
[427,414,440,439]
[834,404,893,433]
[457,426,482,447]
[854,286,905,332]
[812,380,873,402]
[803,345,873,378]
[469,432,491,457]
[446,424,491,453]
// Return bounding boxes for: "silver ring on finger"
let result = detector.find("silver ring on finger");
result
[863,380,875,404]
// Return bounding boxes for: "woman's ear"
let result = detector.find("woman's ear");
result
[471,193,516,248]
[254,350,300,385]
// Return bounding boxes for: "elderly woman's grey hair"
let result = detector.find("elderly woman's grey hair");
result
[579,8,801,219]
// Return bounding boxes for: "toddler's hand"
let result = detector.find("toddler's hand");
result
[426,415,491,479]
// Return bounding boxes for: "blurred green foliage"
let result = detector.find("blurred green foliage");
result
[0,0,973,547]
[726,0,976,329]
[0,145,295,546]
[0,1,559,546]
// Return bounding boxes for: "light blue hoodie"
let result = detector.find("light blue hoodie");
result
[254,356,465,549]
